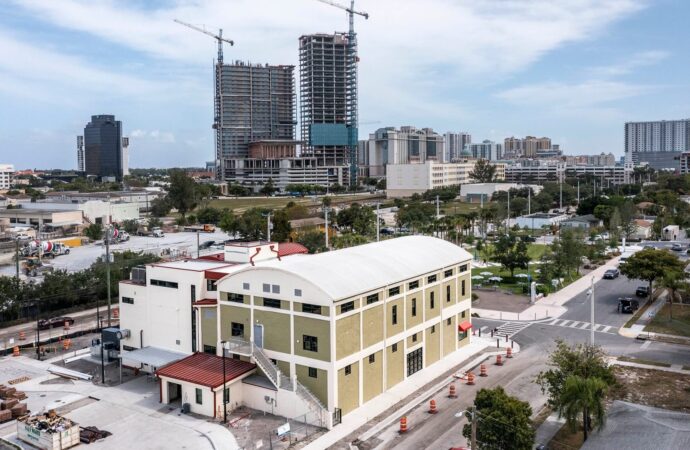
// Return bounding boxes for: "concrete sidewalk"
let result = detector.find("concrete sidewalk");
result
[302,336,516,450]
[607,357,690,374]
[618,291,667,338]
[534,411,565,448]
[475,258,621,322]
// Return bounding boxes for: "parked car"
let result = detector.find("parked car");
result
[636,286,649,297]
[198,240,215,249]
[603,269,620,279]
[38,316,75,330]
[618,297,639,314]
[672,243,684,251]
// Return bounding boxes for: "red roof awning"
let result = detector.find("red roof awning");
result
[156,353,256,389]
[205,270,228,280]
[192,299,217,307]
[278,242,309,257]
[458,321,473,332]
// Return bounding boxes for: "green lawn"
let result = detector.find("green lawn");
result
[207,193,385,214]
[644,304,690,338]
[441,200,482,215]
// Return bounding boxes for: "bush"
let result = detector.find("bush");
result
[471,293,479,301]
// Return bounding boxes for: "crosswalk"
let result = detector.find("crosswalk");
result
[545,318,617,334]
[492,321,533,338]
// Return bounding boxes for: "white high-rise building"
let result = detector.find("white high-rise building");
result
[467,140,503,161]
[625,119,690,170]
[361,126,445,177]
[0,164,14,189]
[444,132,472,162]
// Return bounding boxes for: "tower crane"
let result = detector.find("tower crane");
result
[314,0,369,186]
[173,19,233,65]
[174,19,234,177]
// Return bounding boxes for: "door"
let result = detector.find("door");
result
[253,324,264,348]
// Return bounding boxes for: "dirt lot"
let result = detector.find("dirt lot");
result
[609,365,690,413]
[473,289,531,313]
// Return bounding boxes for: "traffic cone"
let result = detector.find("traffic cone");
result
[429,399,438,414]
[506,347,513,358]
[113,308,119,319]
[467,372,475,385]
[18,331,25,341]
[63,320,70,331]
[399,416,408,433]
[12,346,19,357]
[496,354,503,366]
[448,384,458,399]
[480,364,488,377]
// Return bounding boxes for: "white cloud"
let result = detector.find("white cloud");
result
[587,50,669,77]
[130,129,176,143]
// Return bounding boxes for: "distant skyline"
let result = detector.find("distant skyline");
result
[1,0,689,169]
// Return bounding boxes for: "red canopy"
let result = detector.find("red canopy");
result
[458,321,472,332]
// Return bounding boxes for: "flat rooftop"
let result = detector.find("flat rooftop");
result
[150,259,237,271]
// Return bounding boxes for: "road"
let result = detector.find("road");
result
[0,230,234,277]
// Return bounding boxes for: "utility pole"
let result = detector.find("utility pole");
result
[324,207,329,249]
[436,195,440,219]
[376,203,380,242]
[266,213,272,241]
[559,180,563,211]
[506,189,511,232]
[105,227,112,327]
[15,240,19,283]
[470,406,477,450]
[197,231,200,258]
[528,188,531,215]
[577,179,580,205]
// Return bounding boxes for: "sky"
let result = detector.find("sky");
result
[1,0,689,170]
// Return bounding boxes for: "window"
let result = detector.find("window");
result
[151,279,178,289]
[223,388,229,404]
[294,289,302,297]
[430,292,435,309]
[461,280,466,296]
[431,325,436,334]
[228,293,244,303]
[369,354,376,364]
[302,303,321,315]
[191,285,196,302]
[308,367,318,378]
[122,297,134,305]
[366,293,379,304]
[231,322,244,337]
[388,286,400,296]
[243,282,250,290]
[461,310,466,319]
[344,365,352,375]
[203,345,216,354]
[411,299,417,317]
[392,305,398,325]
[392,343,398,352]
[341,301,355,313]
[447,318,452,325]
[459,264,468,272]
[263,298,281,309]
[446,285,451,302]
[263,283,271,293]
[272,284,280,294]
[207,279,217,291]
[427,274,437,283]
[412,333,418,342]
[444,269,453,278]
[407,348,423,376]
[408,280,419,290]
[195,388,203,405]
[303,335,318,352]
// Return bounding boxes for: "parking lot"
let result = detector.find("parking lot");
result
[0,231,234,277]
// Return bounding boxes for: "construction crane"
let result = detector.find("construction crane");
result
[315,0,369,187]
[174,19,234,178]
[173,19,233,65]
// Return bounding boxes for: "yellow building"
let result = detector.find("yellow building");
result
[212,236,472,425]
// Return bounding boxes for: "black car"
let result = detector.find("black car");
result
[38,316,75,330]
[672,243,684,251]
[618,298,639,314]
[198,240,215,249]
[603,269,620,279]
[636,286,649,297]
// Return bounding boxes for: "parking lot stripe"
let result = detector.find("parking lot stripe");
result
[641,340,652,349]
[602,326,611,332]
[569,321,581,328]
[593,324,602,331]
[549,319,560,325]
[579,322,590,329]
[560,320,571,327]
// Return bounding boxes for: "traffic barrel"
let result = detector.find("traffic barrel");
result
[113,308,119,319]
[496,354,504,366]
[480,364,488,377]
[12,346,19,357]
[63,320,70,331]
[399,416,408,433]
[467,372,475,385]
[448,384,458,399]
[506,347,513,358]
[429,399,438,414]
[18,331,25,341]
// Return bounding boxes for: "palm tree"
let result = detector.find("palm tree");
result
[659,270,688,321]
[558,375,608,441]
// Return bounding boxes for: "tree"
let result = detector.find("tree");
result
[270,209,292,242]
[167,169,197,218]
[121,219,138,234]
[397,201,435,231]
[619,248,686,303]
[228,183,249,197]
[492,233,530,277]
[84,223,103,241]
[462,387,535,450]
[469,159,496,183]
[559,375,608,442]
[260,178,276,197]
[196,207,223,224]
[294,230,327,253]
[553,229,586,278]
[331,233,369,249]
[150,197,171,217]
[219,210,237,237]
[336,203,376,235]
[658,267,688,320]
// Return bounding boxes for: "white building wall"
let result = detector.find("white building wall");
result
[0,164,15,190]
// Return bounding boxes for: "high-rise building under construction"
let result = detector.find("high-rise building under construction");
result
[299,32,358,184]
[216,62,296,180]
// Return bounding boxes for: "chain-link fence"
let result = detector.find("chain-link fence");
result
[266,411,325,449]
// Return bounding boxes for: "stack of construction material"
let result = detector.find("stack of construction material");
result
[0,384,28,422]
[17,410,80,450]
[79,426,112,444]
[0,386,16,399]
[10,404,27,418]
[1,398,18,411]
[0,410,11,423]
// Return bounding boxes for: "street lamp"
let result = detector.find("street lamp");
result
[587,276,595,344]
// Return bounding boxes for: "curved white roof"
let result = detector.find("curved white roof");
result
[249,236,472,300]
